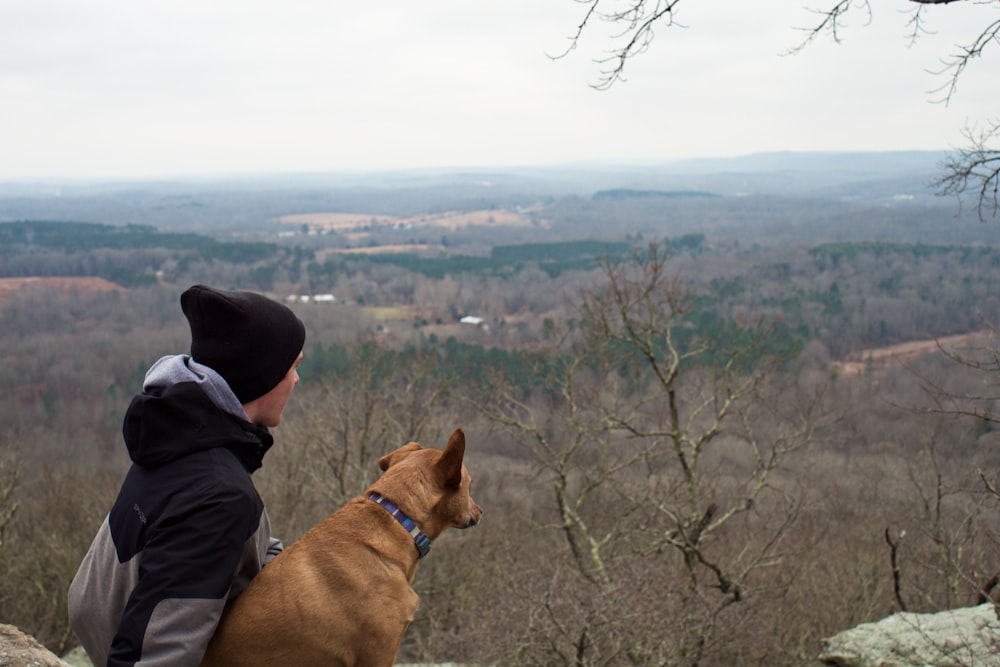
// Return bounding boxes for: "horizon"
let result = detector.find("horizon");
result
[0,149,955,187]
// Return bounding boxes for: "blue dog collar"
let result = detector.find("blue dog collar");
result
[368,492,432,558]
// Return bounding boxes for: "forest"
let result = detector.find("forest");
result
[2,156,1000,666]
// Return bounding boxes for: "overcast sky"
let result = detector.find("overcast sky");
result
[1,1,998,180]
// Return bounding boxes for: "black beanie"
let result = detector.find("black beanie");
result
[180,285,306,404]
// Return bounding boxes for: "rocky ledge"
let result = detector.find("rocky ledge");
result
[819,604,1000,667]
[0,623,74,667]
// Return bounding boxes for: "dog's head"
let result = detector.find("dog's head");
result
[376,428,482,537]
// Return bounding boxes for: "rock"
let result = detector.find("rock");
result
[819,604,1000,667]
[0,623,74,667]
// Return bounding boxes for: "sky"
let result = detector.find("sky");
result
[1,0,998,180]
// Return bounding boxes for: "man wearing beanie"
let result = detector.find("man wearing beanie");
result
[68,285,306,667]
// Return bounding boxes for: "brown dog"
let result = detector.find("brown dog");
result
[199,428,482,667]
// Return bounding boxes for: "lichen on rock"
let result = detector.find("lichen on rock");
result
[819,604,1000,667]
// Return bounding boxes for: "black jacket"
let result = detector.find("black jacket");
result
[69,360,282,667]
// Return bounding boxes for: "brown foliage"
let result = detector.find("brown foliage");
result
[1,258,999,665]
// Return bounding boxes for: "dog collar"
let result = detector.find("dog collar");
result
[368,492,432,558]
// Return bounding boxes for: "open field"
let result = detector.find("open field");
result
[279,212,397,230]
[327,244,432,255]
[834,331,991,375]
[279,208,542,234]
[0,277,122,301]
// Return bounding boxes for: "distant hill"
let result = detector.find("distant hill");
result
[592,189,720,201]
[664,150,946,176]
[0,151,962,232]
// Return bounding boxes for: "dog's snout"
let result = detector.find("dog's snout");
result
[461,503,483,529]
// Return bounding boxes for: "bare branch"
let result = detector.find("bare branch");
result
[929,17,1000,104]
[980,469,1000,499]
[554,0,684,90]
[935,119,1000,220]
[885,527,909,611]
[786,1,872,55]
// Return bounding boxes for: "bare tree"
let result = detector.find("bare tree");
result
[888,331,1000,611]
[794,0,1000,219]
[897,419,997,609]
[479,242,834,664]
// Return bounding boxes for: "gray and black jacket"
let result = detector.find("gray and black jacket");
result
[68,355,283,667]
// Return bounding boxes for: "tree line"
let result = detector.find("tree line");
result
[5,220,998,360]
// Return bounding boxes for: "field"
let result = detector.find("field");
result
[280,208,543,234]
[0,277,121,301]
[326,244,431,255]
[834,331,990,375]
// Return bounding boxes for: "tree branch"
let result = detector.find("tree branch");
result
[935,119,1000,220]
[885,526,908,611]
[556,0,684,90]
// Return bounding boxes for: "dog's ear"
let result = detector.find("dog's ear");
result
[378,442,422,471]
[436,428,466,489]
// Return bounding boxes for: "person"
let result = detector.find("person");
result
[67,284,306,667]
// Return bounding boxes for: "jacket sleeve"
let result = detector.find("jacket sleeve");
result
[107,484,257,667]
